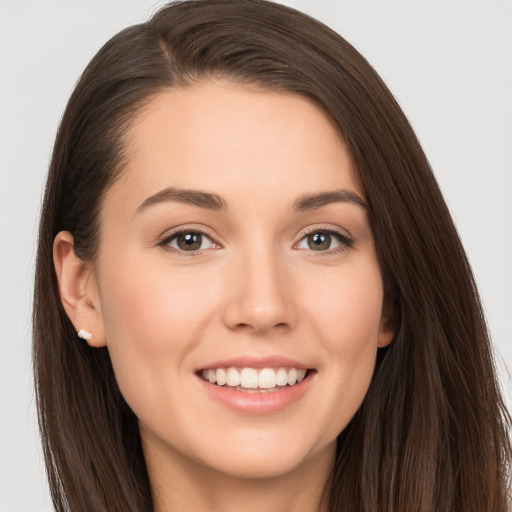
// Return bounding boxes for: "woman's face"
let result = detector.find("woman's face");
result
[92,82,393,480]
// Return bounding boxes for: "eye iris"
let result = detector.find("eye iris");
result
[177,232,202,251]
[308,232,331,250]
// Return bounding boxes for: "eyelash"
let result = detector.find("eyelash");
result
[296,226,355,255]
[157,225,354,255]
[157,226,219,255]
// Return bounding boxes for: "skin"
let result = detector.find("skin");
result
[54,82,394,512]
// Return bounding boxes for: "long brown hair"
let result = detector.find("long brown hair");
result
[33,1,511,510]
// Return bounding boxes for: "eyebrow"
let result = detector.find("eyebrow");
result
[292,190,368,211]
[136,187,228,213]
[135,187,367,215]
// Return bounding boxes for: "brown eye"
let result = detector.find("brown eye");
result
[307,232,332,251]
[165,231,215,252]
[177,232,202,251]
[296,229,352,252]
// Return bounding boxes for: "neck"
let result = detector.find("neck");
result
[144,437,335,512]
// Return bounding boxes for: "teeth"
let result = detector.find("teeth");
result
[216,368,227,386]
[276,368,288,386]
[258,368,276,388]
[200,366,309,389]
[287,368,298,386]
[226,367,241,387]
[240,368,258,388]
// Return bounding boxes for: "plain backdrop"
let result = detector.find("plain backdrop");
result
[1,1,511,510]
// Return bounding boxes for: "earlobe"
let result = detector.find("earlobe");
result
[53,231,107,347]
[376,292,398,348]
[377,312,396,348]
[377,325,394,348]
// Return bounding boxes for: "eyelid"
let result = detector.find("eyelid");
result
[294,224,355,253]
[157,225,222,254]
[155,223,354,255]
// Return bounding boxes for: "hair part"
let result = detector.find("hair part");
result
[34,1,511,511]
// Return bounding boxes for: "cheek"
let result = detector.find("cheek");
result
[321,277,383,362]
[96,255,217,403]
[300,260,384,432]
[306,262,385,352]
[100,254,215,340]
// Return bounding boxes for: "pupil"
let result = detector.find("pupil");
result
[308,232,331,251]
[178,232,201,250]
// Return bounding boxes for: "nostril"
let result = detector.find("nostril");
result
[230,321,290,335]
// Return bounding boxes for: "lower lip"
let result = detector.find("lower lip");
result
[196,373,313,415]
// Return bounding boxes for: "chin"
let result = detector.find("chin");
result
[194,435,336,481]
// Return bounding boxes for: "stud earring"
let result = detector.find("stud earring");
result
[77,329,93,341]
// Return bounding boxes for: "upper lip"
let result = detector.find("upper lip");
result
[197,355,312,371]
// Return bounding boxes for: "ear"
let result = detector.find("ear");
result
[377,305,396,348]
[377,320,394,348]
[53,231,106,347]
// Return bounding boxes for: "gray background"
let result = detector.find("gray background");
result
[1,1,511,510]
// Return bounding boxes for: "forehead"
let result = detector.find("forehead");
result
[108,82,362,215]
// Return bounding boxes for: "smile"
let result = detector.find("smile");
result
[200,367,309,392]
[196,362,315,414]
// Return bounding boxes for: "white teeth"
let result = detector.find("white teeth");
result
[287,368,298,386]
[201,366,309,389]
[216,368,227,386]
[240,368,258,388]
[258,368,276,388]
[276,368,288,386]
[226,367,241,387]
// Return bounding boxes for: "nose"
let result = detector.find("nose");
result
[221,243,297,334]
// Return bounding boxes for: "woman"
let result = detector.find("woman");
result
[33,1,511,510]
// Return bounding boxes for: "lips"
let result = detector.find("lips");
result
[196,360,314,414]
[196,356,315,411]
